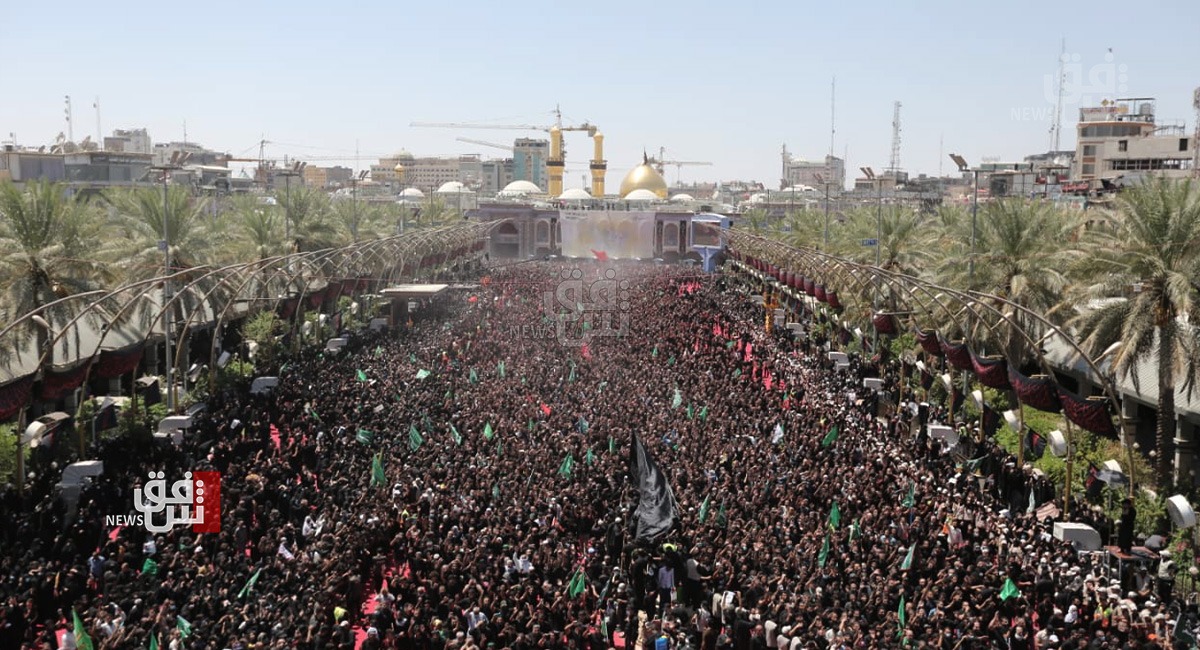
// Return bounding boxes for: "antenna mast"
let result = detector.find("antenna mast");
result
[64,95,74,143]
[830,77,836,158]
[1192,87,1200,178]
[1052,38,1066,152]
[94,97,102,150]
[887,101,902,175]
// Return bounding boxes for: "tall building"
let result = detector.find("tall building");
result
[513,138,548,188]
[104,128,152,154]
[479,159,515,195]
[1072,98,1193,182]
[781,147,845,192]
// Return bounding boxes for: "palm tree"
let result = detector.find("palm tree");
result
[275,185,337,251]
[226,194,287,262]
[836,206,934,276]
[106,185,217,280]
[1071,178,1200,487]
[931,199,1089,363]
[0,180,115,366]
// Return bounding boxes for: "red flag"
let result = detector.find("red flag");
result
[269,424,282,452]
[540,403,552,416]
[782,395,791,410]
[763,371,773,391]
[591,249,609,261]
[468,295,479,303]
[744,343,754,362]
[581,344,592,360]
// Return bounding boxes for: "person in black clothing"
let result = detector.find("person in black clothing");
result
[1118,498,1137,554]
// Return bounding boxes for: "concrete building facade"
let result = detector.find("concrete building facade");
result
[1072,98,1194,183]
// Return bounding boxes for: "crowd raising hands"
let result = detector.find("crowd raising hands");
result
[0,261,1186,650]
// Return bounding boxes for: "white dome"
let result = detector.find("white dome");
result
[623,189,660,202]
[398,187,425,198]
[779,185,817,194]
[670,193,695,202]
[558,188,592,201]
[436,181,469,194]
[501,180,542,195]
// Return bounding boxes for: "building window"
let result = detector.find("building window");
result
[1182,138,1190,152]
[1082,164,1095,175]
[1082,145,1096,156]
[1118,140,1127,152]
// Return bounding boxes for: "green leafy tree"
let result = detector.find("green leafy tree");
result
[1071,178,1200,487]
[0,181,115,366]
[274,185,337,251]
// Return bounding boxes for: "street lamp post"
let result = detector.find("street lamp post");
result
[949,154,979,289]
[150,151,191,412]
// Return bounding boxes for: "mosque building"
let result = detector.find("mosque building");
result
[468,155,725,263]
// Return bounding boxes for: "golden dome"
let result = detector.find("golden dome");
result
[393,164,405,175]
[619,157,668,199]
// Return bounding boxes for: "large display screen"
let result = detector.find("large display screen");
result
[559,210,657,259]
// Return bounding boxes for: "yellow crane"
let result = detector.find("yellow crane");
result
[411,106,606,197]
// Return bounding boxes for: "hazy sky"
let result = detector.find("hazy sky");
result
[4,0,1198,189]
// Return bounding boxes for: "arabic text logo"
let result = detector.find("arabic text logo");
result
[542,267,630,346]
[118,470,221,534]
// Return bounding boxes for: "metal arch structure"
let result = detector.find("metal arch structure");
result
[725,231,1136,495]
[0,223,493,421]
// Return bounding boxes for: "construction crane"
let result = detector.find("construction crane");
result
[455,137,514,152]
[649,147,713,184]
[411,106,606,197]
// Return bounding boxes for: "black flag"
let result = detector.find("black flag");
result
[629,433,679,543]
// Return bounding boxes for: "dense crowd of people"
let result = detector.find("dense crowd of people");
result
[0,260,1192,649]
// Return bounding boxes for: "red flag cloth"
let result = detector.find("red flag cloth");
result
[468,295,478,303]
[591,249,609,261]
[763,371,773,391]
[270,424,282,452]
[108,526,122,542]
[744,343,754,362]
[782,395,791,410]
[540,403,552,416]
[581,344,592,360]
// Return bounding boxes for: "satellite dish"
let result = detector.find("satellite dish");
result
[1166,495,1197,529]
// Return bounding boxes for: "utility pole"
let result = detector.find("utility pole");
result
[150,151,190,412]
[64,95,74,143]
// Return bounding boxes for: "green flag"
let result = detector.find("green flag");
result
[450,423,462,446]
[142,557,158,577]
[687,403,694,420]
[901,482,916,508]
[416,369,431,379]
[176,616,192,639]
[698,495,711,524]
[375,345,383,359]
[726,340,735,349]
[469,368,478,384]
[306,405,322,423]
[484,422,494,440]
[498,360,505,378]
[667,355,675,366]
[699,406,708,422]
[370,453,386,487]
[238,568,263,599]
[528,418,536,432]
[999,577,1021,602]
[821,425,839,447]
[409,353,417,363]
[72,609,94,650]
[716,502,727,527]
[849,518,861,541]
[608,436,615,454]
[672,388,682,409]
[568,362,576,383]
[558,454,574,479]
[585,448,595,465]
[495,439,503,456]
[818,534,830,568]
[901,543,915,571]
[567,569,587,599]
[652,345,658,358]
[898,595,907,633]
[828,501,841,530]
[578,416,589,434]
[408,425,424,451]
[492,484,500,499]
[148,632,159,650]
[356,369,368,382]
[356,429,373,444]
[732,368,741,378]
